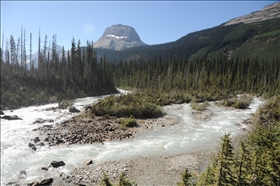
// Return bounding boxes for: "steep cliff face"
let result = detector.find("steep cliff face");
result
[224,2,280,26]
[93,24,148,50]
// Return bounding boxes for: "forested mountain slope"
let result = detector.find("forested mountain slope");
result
[93,18,280,62]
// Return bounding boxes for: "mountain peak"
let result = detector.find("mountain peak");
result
[93,24,147,50]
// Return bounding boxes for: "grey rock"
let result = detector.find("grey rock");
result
[28,177,53,186]
[34,137,40,143]
[85,160,93,165]
[33,118,45,124]
[28,143,37,151]
[1,115,22,120]
[33,118,55,124]
[19,170,26,175]
[41,167,48,171]
[69,106,80,113]
[49,161,65,168]
[224,2,280,26]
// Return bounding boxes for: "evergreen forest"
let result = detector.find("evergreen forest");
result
[1,34,117,109]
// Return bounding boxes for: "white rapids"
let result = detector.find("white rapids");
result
[1,91,264,185]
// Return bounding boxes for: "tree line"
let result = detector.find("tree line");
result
[108,56,280,103]
[0,29,116,109]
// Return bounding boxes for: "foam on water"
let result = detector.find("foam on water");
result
[1,95,264,185]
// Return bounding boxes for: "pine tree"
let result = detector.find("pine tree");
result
[1,31,4,63]
[216,133,236,185]
[38,27,43,79]
[177,168,194,186]
[5,39,10,66]
[235,141,252,185]
[197,161,216,186]
[10,35,17,70]
[61,46,67,92]
[29,33,33,73]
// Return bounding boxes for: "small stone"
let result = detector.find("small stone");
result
[69,106,80,113]
[49,161,66,168]
[41,167,48,171]
[34,137,40,143]
[85,160,93,165]
[20,170,26,175]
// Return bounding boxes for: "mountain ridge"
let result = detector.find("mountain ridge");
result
[224,2,280,26]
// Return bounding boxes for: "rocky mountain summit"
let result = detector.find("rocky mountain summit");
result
[224,2,280,26]
[92,24,147,50]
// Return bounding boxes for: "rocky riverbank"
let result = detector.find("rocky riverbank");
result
[29,113,178,151]
[50,151,211,186]
[21,103,256,186]
[23,108,216,186]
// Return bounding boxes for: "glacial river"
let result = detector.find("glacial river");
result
[1,90,264,185]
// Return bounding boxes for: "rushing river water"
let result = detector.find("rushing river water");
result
[1,91,264,185]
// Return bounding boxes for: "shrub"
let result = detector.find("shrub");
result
[91,93,163,119]
[177,168,196,186]
[99,171,137,186]
[100,172,114,186]
[118,117,138,129]
[48,96,58,103]
[219,95,252,109]
[190,101,209,111]
[234,95,252,109]
[58,100,73,109]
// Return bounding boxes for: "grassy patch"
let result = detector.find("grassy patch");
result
[58,100,74,109]
[219,95,252,109]
[91,92,163,119]
[118,117,138,129]
[190,101,209,111]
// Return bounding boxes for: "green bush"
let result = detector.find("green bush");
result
[99,172,137,186]
[219,95,252,109]
[177,168,196,186]
[190,101,209,111]
[118,117,138,129]
[100,172,114,186]
[91,93,163,119]
[234,95,252,109]
[58,100,74,109]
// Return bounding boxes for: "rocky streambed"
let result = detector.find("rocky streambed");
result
[28,112,178,151]
[50,151,211,186]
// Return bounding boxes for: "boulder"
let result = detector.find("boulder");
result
[34,137,40,143]
[41,167,48,171]
[85,159,93,165]
[49,161,65,168]
[1,115,22,120]
[33,118,54,124]
[28,178,53,186]
[85,105,92,111]
[28,143,37,151]
[0,110,4,115]
[20,170,26,175]
[69,106,80,113]
[33,118,45,124]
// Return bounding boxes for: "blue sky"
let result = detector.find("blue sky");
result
[1,1,277,51]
